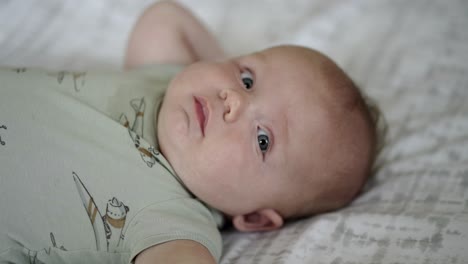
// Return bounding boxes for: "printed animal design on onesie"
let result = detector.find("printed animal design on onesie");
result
[24,232,67,264]
[103,197,129,249]
[49,232,67,251]
[48,71,86,92]
[12,68,26,73]
[73,172,130,252]
[119,97,161,168]
[0,124,6,146]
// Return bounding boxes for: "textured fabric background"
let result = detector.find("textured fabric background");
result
[1,0,467,263]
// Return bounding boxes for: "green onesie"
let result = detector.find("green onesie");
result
[0,66,224,263]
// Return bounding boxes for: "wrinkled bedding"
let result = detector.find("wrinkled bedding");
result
[1,0,468,263]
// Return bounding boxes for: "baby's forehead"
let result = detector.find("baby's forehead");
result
[272,94,342,174]
[255,47,345,85]
[236,46,312,63]
[258,46,327,65]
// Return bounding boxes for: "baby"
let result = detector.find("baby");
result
[157,46,376,221]
[0,1,378,264]
[127,1,378,263]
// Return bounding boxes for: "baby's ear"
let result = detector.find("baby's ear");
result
[232,209,283,232]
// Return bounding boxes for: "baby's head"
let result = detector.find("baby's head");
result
[157,45,377,231]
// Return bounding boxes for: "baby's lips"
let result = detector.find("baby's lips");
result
[194,96,209,136]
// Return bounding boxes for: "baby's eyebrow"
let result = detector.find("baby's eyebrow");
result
[239,53,266,67]
[280,110,290,147]
[261,116,283,164]
[270,111,290,165]
[253,51,267,62]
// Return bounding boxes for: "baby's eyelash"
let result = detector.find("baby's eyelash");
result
[240,69,254,90]
[256,125,273,162]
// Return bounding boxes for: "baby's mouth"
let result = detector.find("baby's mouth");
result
[194,96,208,136]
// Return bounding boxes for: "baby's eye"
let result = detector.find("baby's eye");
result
[241,70,254,90]
[257,127,270,154]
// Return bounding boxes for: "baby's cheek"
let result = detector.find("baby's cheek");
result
[209,139,243,166]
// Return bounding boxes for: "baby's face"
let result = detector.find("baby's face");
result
[157,46,368,217]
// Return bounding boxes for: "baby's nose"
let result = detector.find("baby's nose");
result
[220,89,246,122]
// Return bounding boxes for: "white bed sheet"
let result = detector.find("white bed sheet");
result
[1,0,468,263]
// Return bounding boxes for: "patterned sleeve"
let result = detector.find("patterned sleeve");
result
[124,198,223,263]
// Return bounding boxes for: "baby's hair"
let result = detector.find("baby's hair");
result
[359,91,388,173]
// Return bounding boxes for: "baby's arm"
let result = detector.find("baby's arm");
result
[135,240,216,264]
[125,1,224,68]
